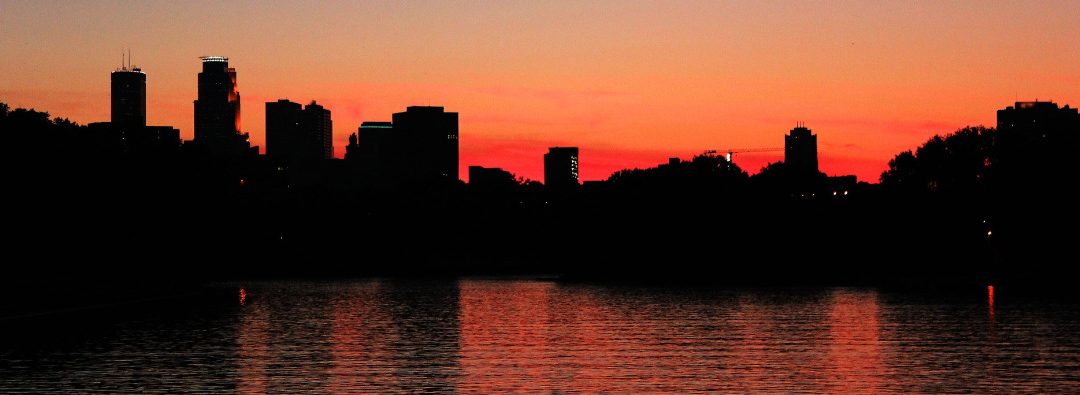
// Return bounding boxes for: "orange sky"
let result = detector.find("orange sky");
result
[2,1,1078,181]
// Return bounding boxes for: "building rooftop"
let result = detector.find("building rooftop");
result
[112,67,144,74]
[360,121,393,129]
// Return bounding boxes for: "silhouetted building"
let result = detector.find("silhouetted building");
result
[997,101,1080,134]
[346,121,394,184]
[265,99,303,162]
[469,166,515,187]
[828,175,857,197]
[99,64,180,156]
[785,124,818,174]
[193,56,251,156]
[266,99,332,165]
[995,100,1080,188]
[302,101,333,161]
[392,106,459,181]
[111,66,145,130]
[134,126,179,150]
[345,132,359,160]
[544,147,579,189]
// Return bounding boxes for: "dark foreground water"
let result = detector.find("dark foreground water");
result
[2,280,1078,393]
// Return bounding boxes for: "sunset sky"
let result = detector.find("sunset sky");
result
[2,1,1078,182]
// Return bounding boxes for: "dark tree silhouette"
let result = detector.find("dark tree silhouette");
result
[880,126,994,197]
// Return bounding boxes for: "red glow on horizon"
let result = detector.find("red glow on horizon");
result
[239,287,247,305]
[5,2,1077,186]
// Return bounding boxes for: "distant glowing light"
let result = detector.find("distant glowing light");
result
[239,288,247,305]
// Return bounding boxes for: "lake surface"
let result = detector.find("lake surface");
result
[2,280,1078,393]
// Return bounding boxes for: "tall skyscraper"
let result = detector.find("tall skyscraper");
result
[302,101,333,161]
[784,124,818,174]
[111,64,146,130]
[265,99,302,162]
[392,106,459,181]
[265,99,332,164]
[106,60,181,155]
[544,147,579,189]
[194,56,249,155]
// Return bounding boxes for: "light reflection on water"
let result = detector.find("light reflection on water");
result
[2,280,1078,393]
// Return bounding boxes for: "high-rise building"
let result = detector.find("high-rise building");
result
[265,99,303,162]
[784,124,818,174]
[193,56,250,155]
[392,106,459,181]
[266,100,333,164]
[105,61,180,155]
[544,147,579,189]
[997,101,1080,134]
[302,101,333,161]
[111,65,145,130]
[346,121,395,185]
[995,101,1080,184]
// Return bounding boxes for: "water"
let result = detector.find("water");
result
[2,280,1078,393]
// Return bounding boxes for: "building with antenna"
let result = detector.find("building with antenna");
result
[111,50,145,130]
[101,52,180,155]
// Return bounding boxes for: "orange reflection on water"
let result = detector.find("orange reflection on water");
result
[327,282,396,393]
[239,288,247,306]
[237,293,269,394]
[725,294,832,392]
[988,285,995,321]
[457,283,741,392]
[457,281,556,392]
[826,290,886,394]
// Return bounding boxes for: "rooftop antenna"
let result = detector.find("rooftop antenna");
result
[121,50,125,70]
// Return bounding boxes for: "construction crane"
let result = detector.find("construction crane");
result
[705,148,784,163]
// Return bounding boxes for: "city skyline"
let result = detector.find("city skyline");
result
[3,1,1079,181]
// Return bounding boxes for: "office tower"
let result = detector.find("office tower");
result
[111,63,146,130]
[105,60,181,155]
[265,99,302,162]
[392,106,459,181]
[302,101,333,161]
[784,124,818,174]
[266,100,333,164]
[193,56,249,154]
[350,121,394,174]
[544,147,579,189]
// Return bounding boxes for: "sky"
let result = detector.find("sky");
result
[2,1,1079,182]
